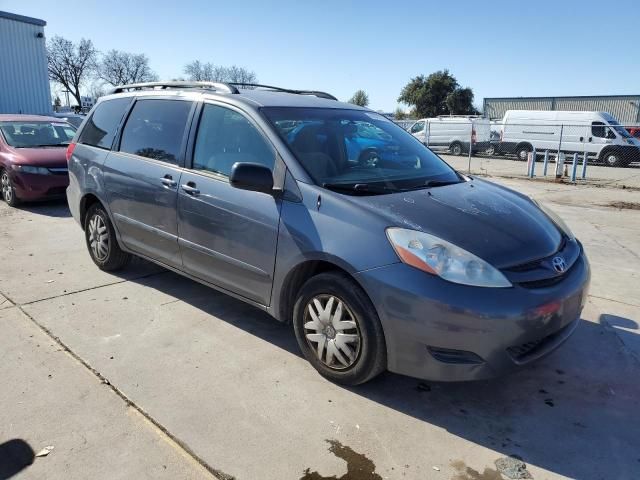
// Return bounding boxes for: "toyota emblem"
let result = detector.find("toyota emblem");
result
[552,256,567,273]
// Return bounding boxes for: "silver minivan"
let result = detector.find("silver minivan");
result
[67,82,590,385]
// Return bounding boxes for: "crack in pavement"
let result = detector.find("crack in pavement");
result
[0,283,236,480]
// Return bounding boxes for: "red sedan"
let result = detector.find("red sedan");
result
[0,114,76,206]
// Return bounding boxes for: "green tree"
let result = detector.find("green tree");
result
[393,107,408,120]
[398,70,476,117]
[348,90,369,107]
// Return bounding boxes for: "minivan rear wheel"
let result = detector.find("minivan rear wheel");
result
[84,203,131,271]
[292,272,386,385]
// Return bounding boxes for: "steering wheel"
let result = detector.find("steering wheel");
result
[357,149,380,167]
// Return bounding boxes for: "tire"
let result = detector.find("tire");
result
[84,203,131,271]
[450,142,463,156]
[1,169,20,207]
[292,272,386,385]
[485,145,496,156]
[600,150,624,168]
[516,144,532,161]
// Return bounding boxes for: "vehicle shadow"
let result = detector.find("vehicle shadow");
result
[125,269,640,480]
[0,439,35,479]
[17,198,71,218]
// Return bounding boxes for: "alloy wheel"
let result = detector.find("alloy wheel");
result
[1,172,12,203]
[88,214,109,260]
[303,295,362,370]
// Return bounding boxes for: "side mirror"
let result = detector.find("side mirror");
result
[229,162,274,194]
[606,129,616,139]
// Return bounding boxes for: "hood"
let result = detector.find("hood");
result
[6,146,68,167]
[348,179,562,269]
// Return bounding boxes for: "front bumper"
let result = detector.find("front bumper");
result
[356,251,590,381]
[11,170,69,201]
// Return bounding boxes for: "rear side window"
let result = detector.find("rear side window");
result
[192,104,275,177]
[79,98,131,149]
[119,100,192,164]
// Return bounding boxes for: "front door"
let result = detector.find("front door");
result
[104,98,194,268]
[177,102,282,305]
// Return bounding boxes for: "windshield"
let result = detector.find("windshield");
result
[604,117,632,138]
[0,121,76,148]
[263,108,461,194]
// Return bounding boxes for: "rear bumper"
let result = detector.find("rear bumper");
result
[355,251,590,382]
[11,170,69,201]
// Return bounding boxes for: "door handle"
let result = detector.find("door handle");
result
[181,182,200,196]
[588,137,593,142]
[579,136,584,142]
[161,175,177,187]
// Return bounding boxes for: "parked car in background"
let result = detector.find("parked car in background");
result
[0,115,75,206]
[67,81,589,385]
[408,116,491,155]
[499,110,640,167]
[626,126,640,139]
[52,112,85,128]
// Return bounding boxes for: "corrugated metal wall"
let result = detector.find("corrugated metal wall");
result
[0,16,52,114]
[484,96,640,124]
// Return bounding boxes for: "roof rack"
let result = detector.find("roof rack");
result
[230,83,338,101]
[109,81,239,95]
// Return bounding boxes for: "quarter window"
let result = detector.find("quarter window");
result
[119,100,192,164]
[193,104,275,177]
[79,98,130,149]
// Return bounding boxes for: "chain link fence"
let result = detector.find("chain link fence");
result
[396,117,640,187]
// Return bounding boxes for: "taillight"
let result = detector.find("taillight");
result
[66,142,76,164]
[471,128,477,144]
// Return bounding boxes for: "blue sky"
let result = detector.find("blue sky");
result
[3,0,639,111]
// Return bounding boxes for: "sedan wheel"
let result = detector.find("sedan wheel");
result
[1,170,19,207]
[303,294,362,370]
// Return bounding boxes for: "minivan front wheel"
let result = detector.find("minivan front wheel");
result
[293,272,386,385]
[84,203,131,271]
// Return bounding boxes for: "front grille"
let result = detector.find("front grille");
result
[518,274,567,289]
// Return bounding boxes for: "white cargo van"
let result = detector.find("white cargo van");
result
[499,110,640,167]
[409,116,491,155]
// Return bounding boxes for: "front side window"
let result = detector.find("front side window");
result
[263,108,460,194]
[410,121,425,133]
[119,99,192,164]
[591,121,606,138]
[193,104,275,177]
[0,121,76,148]
[79,97,130,149]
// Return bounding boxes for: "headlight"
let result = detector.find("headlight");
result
[12,165,51,175]
[386,228,512,288]
[532,200,574,240]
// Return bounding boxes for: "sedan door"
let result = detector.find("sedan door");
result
[177,103,282,305]
[104,98,195,268]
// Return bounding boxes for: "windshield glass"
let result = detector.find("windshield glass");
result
[263,108,461,194]
[0,121,76,148]
[603,117,632,138]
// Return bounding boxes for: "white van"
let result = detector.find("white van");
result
[499,110,640,167]
[409,116,491,156]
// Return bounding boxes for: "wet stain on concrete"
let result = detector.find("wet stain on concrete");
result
[300,439,382,480]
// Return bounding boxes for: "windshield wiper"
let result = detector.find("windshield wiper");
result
[322,182,400,195]
[403,179,461,191]
[23,143,68,148]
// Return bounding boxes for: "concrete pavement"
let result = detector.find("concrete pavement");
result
[1,178,639,479]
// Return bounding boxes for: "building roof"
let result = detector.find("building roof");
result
[0,10,46,27]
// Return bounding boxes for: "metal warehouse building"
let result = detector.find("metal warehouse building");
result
[0,11,51,115]
[484,95,640,125]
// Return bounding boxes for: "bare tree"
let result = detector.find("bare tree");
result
[47,36,97,107]
[88,81,108,101]
[97,50,158,86]
[183,60,257,84]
